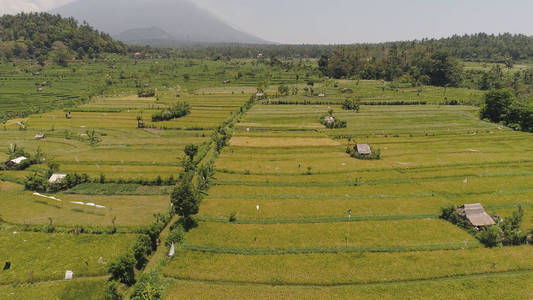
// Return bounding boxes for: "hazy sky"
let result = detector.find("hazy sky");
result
[2,0,533,44]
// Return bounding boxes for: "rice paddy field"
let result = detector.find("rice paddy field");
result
[1,57,532,298]
[161,99,533,297]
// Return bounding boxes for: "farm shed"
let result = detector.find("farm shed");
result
[48,173,67,184]
[35,134,45,140]
[324,116,335,123]
[457,203,495,227]
[10,156,28,165]
[356,144,372,155]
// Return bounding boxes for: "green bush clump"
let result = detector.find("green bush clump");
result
[132,234,152,270]
[107,252,136,286]
[166,224,186,247]
[320,110,347,129]
[104,281,122,300]
[480,89,533,132]
[346,144,381,160]
[130,270,163,300]
[342,97,361,112]
[441,204,528,247]
[152,101,190,122]
[138,88,155,97]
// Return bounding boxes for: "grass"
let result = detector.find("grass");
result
[163,246,533,286]
[0,277,108,300]
[1,57,533,298]
[65,183,172,195]
[0,181,169,226]
[0,230,137,284]
[163,271,533,299]
[185,219,477,250]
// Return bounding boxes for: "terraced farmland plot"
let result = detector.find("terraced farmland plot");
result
[164,272,533,299]
[0,230,137,285]
[163,102,533,296]
[0,93,251,182]
[0,181,169,226]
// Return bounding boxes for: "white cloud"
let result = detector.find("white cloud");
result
[0,0,75,15]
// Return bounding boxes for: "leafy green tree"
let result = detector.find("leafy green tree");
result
[277,84,289,96]
[132,235,152,270]
[170,172,200,220]
[480,89,513,122]
[107,252,136,286]
[166,225,186,247]
[130,271,162,300]
[184,144,199,161]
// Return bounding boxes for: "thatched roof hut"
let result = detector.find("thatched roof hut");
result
[457,203,495,227]
[356,144,372,155]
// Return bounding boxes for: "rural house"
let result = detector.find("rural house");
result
[457,203,496,227]
[48,173,67,184]
[35,134,45,140]
[356,144,372,155]
[256,93,265,100]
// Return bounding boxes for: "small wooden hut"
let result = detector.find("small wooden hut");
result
[457,203,495,227]
[8,156,27,167]
[356,144,372,155]
[48,173,67,184]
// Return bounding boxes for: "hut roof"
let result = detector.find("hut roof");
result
[457,203,495,227]
[10,156,28,164]
[356,144,372,155]
[324,116,335,123]
[48,173,67,184]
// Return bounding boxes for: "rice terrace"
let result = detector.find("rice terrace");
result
[1,1,533,299]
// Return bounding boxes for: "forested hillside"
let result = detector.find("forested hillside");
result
[0,13,127,64]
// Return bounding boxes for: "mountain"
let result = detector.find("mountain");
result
[115,27,177,46]
[50,0,270,45]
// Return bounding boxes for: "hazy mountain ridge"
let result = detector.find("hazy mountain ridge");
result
[51,0,270,45]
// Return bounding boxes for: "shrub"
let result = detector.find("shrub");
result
[320,111,347,129]
[104,281,122,300]
[24,173,47,192]
[477,225,501,247]
[166,224,186,247]
[228,212,237,223]
[151,101,190,122]
[130,270,162,300]
[107,252,136,286]
[342,97,361,112]
[138,88,155,98]
[132,235,152,270]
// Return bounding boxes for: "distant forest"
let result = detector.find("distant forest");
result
[0,13,127,64]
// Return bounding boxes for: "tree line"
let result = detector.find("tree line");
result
[0,13,127,64]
